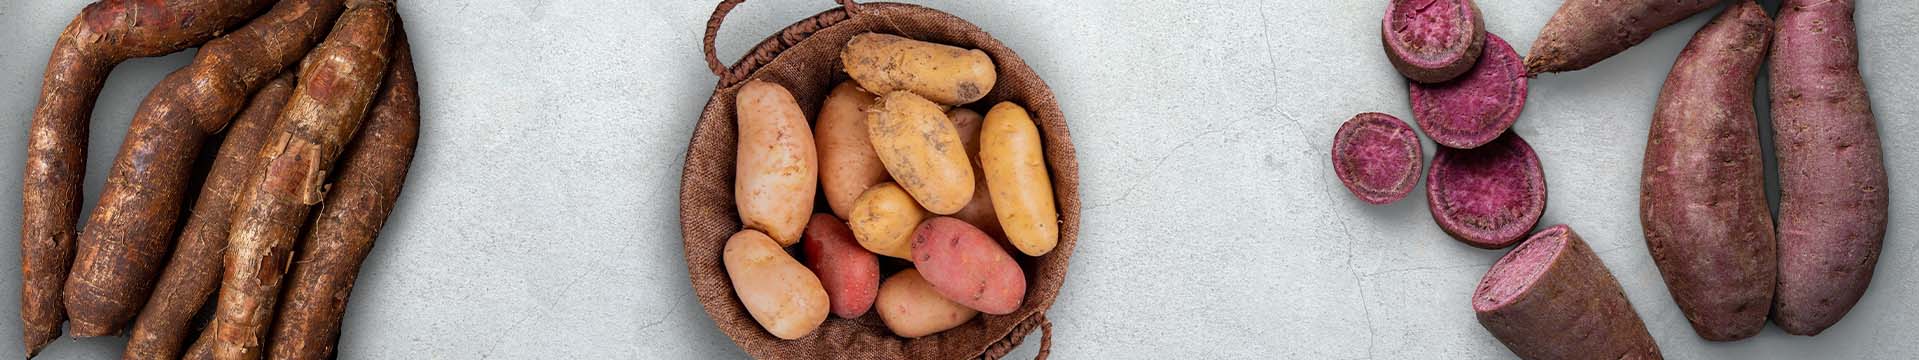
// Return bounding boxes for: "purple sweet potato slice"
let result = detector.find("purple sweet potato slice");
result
[1410,33,1527,149]
[1474,225,1663,359]
[1426,132,1544,249]
[1332,112,1423,205]
[1382,0,1487,83]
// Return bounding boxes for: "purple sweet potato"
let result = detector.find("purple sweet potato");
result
[1525,0,1720,75]
[1331,112,1423,205]
[1638,1,1774,342]
[1474,225,1663,359]
[800,214,880,319]
[1409,33,1527,149]
[1381,0,1486,84]
[1770,0,1887,336]
[911,217,1025,315]
[1426,132,1544,249]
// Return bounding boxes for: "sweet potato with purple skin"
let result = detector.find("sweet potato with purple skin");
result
[1770,0,1888,336]
[1639,1,1774,342]
[800,214,880,319]
[1409,33,1526,150]
[1525,0,1720,75]
[1426,132,1545,249]
[1474,225,1663,359]
[20,0,273,352]
[911,217,1025,315]
[1332,112,1422,205]
[1381,0,1486,83]
[65,0,350,339]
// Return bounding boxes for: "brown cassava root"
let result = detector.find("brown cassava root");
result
[21,0,273,354]
[211,1,398,358]
[63,0,350,338]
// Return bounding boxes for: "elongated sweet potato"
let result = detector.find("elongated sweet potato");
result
[1474,225,1662,359]
[1639,1,1773,342]
[64,0,351,337]
[1381,0,1486,83]
[212,2,397,358]
[1525,0,1720,75]
[268,33,417,359]
[20,0,273,352]
[1771,0,1887,336]
[122,72,297,360]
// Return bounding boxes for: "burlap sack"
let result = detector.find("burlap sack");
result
[679,1,1078,359]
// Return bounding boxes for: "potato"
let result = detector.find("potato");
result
[867,91,974,215]
[841,33,996,105]
[980,102,1059,256]
[816,82,888,219]
[911,217,1025,314]
[946,108,1003,239]
[723,230,829,340]
[735,79,817,246]
[876,269,979,338]
[800,214,880,319]
[849,183,930,259]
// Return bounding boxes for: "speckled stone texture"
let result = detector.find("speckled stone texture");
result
[1,1,1915,359]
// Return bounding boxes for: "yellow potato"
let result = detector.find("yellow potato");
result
[946,108,1003,239]
[816,81,888,219]
[841,33,997,105]
[723,230,829,340]
[980,102,1059,256]
[867,91,973,215]
[848,183,929,259]
[876,269,979,338]
[734,79,817,246]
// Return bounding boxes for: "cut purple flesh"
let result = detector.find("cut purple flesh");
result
[1426,131,1544,249]
[1332,113,1423,205]
[1383,0,1486,83]
[1410,33,1527,149]
[1474,225,1568,310]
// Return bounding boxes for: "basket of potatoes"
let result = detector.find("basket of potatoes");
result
[680,1,1078,358]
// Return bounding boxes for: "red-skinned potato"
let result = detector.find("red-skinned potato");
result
[800,214,879,319]
[911,217,1025,314]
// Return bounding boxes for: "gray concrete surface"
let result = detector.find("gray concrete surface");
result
[0,1,1914,359]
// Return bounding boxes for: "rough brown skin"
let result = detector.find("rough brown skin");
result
[62,0,351,338]
[1771,0,1887,336]
[183,324,216,360]
[120,72,296,360]
[20,0,272,353]
[268,32,418,360]
[1638,1,1773,342]
[212,2,397,358]
[1473,225,1663,359]
[1525,0,1719,75]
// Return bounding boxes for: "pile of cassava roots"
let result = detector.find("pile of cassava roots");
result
[726,33,1060,340]
[1332,1,1886,359]
[19,1,420,359]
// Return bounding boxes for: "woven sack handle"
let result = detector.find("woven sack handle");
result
[703,0,861,87]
